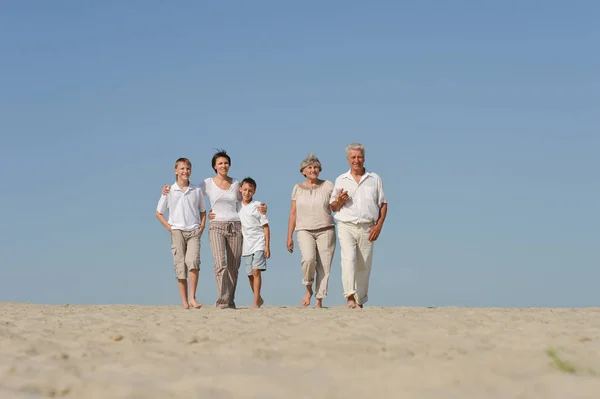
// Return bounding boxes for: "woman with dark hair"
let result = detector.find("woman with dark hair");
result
[162,150,265,309]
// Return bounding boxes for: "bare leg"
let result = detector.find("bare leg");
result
[177,279,190,309]
[188,269,202,308]
[251,270,263,308]
[301,285,313,307]
[316,298,323,308]
[248,276,264,308]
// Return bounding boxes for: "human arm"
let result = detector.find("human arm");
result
[155,211,172,233]
[330,188,350,212]
[263,224,271,259]
[198,211,206,234]
[198,193,207,234]
[368,177,388,241]
[368,202,387,241]
[156,195,171,232]
[286,200,297,253]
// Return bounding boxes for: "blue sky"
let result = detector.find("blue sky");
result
[1,1,598,307]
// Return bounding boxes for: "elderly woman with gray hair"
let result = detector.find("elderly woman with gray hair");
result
[286,153,336,308]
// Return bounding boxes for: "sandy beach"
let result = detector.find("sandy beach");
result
[1,303,599,398]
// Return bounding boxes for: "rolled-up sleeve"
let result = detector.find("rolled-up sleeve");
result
[377,176,387,206]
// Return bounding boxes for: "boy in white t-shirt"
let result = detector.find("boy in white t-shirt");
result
[156,158,207,309]
[238,177,270,308]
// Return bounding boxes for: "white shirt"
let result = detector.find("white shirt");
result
[157,182,206,231]
[239,200,269,256]
[203,178,241,222]
[330,170,387,224]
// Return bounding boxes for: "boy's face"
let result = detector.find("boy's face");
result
[175,162,191,181]
[240,182,256,202]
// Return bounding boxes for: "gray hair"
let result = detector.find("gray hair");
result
[300,153,322,175]
[345,142,365,157]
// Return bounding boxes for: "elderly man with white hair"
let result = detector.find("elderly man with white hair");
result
[330,143,388,308]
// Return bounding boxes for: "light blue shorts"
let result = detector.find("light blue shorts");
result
[243,251,267,276]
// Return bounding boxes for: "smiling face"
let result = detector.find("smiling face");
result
[302,162,321,181]
[213,156,230,176]
[174,161,191,182]
[347,149,365,174]
[240,182,256,203]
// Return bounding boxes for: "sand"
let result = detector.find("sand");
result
[1,303,599,398]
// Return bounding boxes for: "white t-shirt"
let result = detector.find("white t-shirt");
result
[156,182,206,230]
[203,178,242,222]
[239,200,269,256]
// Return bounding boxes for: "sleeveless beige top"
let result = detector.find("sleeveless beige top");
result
[291,180,335,231]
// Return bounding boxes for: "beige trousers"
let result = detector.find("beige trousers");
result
[170,229,201,280]
[337,221,374,305]
[296,226,336,299]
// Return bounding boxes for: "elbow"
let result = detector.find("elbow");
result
[288,212,296,223]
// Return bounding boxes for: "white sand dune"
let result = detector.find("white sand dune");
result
[1,303,599,398]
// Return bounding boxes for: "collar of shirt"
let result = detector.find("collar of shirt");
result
[341,169,373,184]
[171,182,199,192]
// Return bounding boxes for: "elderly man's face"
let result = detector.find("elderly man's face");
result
[347,149,365,172]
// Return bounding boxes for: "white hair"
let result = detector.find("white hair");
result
[299,153,322,175]
[345,142,365,157]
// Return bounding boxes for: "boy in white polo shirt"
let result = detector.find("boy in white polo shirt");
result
[156,157,207,309]
[239,177,270,308]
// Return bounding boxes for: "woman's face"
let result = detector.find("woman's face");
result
[214,156,230,175]
[303,162,321,180]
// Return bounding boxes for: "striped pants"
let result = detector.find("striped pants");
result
[209,221,243,308]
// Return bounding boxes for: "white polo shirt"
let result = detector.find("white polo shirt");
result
[238,200,269,256]
[330,170,387,224]
[156,182,207,231]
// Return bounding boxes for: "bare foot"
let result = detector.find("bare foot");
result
[189,298,203,309]
[301,286,313,307]
[253,297,264,308]
[316,298,323,308]
[347,297,357,309]
[182,302,190,309]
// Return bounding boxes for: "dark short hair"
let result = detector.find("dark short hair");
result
[211,149,231,173]
[241,177,257,190]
